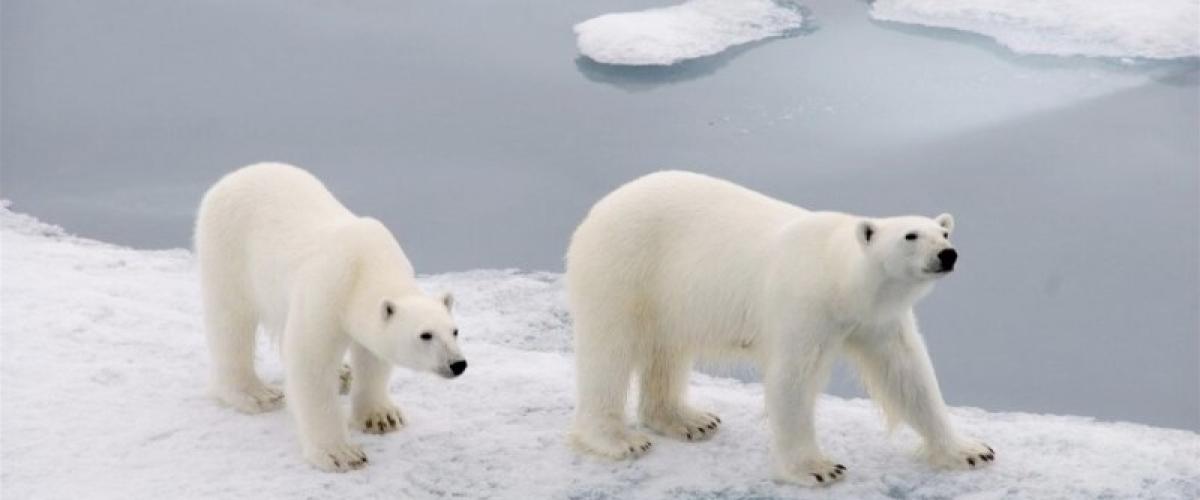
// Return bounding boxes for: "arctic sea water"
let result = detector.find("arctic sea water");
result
[2,0,1196,430]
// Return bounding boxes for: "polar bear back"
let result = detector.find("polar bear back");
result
[566,171,850,350]
[196,163,353,243]
[569,170,804,265]
[195,163,411,330]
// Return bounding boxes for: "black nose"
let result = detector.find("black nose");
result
[449,360,467,377]
[938,248,958,271]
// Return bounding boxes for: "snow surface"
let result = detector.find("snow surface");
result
[871,0,1200,60]
[1,203,1198,499]
[574,0,804,66]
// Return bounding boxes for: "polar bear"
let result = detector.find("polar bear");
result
[195,163,467,472]
[566,171,993,486]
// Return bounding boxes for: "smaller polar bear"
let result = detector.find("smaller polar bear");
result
[195,163,467,472]
[566,171,993,486]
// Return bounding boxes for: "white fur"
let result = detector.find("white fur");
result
[565,171,992,486]
[195,163,466,472]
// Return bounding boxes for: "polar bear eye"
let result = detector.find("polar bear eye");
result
[452,329,459,337]
[419,332,433,341]
[943,232,949,239]
[905,232,918,241]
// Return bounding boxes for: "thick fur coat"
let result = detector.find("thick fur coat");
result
[565,171,993,485]
[195,163,466,472]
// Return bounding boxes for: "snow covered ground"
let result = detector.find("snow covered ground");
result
[1,204,1198,499]
[871,0,1200,59]
[574,0,804,65]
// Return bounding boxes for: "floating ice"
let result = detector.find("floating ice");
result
[574,0,804,66]
[2,204,1198,498]
[871,0,1200,59]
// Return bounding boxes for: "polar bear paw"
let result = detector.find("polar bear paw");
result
[927,440,995,469]
[304,442,368,472]
[570,427,654,460]
[774,457,847,487]
[642,407,721,442]
[355,404,406,434]
[211,383,284,414]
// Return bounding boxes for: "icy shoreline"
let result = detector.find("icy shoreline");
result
[573,0,1199,67]
[574,0,804,66]
[2,205,1198,499]
[871,0,1200,60]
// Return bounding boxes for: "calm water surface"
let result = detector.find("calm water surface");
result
[3,0,1197,430]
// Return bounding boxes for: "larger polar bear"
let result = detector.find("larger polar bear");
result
[566,171,993,486]
[195,163,467,472]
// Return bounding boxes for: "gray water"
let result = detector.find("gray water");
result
[2,0,1197,431]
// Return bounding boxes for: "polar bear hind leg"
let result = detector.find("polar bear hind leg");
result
[637,346,721,442]
[570,315,652,459]
[202,289,282,414]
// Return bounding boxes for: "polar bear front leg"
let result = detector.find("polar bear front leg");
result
[844,314,994,470]
[349,342,405,434]
[283,314,367,472]
[764,329,846,487]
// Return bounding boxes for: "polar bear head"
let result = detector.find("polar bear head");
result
[856,213,957,282]
[350,292,467,379]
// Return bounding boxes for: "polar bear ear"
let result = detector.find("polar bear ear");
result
[382,300,396,321]
[935,213,955,232]
[856,220,876,247]
[439,292,454,312]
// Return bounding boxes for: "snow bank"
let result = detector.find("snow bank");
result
[2,203,1198,499]
[574,0,804,66]
[870,0,1200,60]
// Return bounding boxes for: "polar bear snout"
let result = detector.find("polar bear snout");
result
[448,359,468,377]
[436,358,467,379]
[937,248,958,272]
